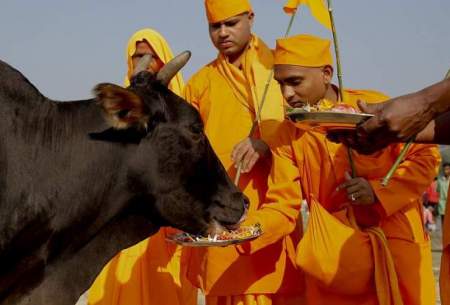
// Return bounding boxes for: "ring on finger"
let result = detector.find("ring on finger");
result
[350,193,357,201]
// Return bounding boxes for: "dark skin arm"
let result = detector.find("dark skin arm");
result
[415,112,450,144]
[328,79,450,154]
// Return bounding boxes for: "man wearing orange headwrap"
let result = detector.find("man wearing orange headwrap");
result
[87,28,197,305]
[266,34,440,305]
[183,1,305,305]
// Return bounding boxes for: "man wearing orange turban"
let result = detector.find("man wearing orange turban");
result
[87,28,197,305]
[268,33,439,305]
[183,1,305,305]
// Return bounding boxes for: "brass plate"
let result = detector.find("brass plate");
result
[166,226,263,247]
[286,111,373,133]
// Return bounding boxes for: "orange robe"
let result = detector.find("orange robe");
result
[88,29,196,305]
[442,186,450,305]
[266,89,439,305]
[184,35,304,304]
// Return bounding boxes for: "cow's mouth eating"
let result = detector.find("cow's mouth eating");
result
[208,200,249,235]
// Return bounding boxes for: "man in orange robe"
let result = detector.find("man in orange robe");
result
[87,28,197,305]
[183,1,305,304]
[336,77,450,304]
[265,34,440,305]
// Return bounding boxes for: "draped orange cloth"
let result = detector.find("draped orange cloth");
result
[87,29,196,305]
[184,35,304,301]
[265,88,439,305]
[441,186,450,305]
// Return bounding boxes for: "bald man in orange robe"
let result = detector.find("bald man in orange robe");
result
[183,1,305,305]
[264,34,440,305]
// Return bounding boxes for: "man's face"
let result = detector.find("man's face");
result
[208,12,254,58]
[274,64,332,108]
[444,165,450,177]
[132,40,164,74]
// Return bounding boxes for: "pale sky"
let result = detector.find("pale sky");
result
[1,0,449,100]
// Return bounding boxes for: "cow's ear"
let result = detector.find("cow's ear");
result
[94,83,149,130]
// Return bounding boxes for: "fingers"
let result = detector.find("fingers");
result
[357,100,384,114]
[231,139,250,164]
[241,151,259,173]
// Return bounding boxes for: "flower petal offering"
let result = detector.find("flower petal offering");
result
[286,101,372,133]
[166,224,263,247]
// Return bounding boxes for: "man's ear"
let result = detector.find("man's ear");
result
[248,11,255,27]
[94,83,149,130]
[322,65,334,85]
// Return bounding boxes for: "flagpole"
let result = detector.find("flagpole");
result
[326,0,345,102]
[234,11,297,186]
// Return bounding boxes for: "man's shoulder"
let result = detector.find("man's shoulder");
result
[187,59,219,85]
[345,88,390,104]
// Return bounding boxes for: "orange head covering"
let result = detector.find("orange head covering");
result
[205,0,252,23]
[274,34,333,67]
[124,28,185,96]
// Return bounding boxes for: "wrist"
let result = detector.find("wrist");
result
[423,79,450,116]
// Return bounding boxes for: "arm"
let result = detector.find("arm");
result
[358,79,450,142]
[415,112,450,145]
[368,144,441,217]
[237,126,302,254]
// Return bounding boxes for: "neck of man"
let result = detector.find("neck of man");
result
[226,40,251,68]
[323,83,340,103]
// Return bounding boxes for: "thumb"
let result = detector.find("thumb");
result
[357,100,383,114]
[344,171,352,181]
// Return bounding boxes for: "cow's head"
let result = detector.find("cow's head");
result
[93,52,248,235]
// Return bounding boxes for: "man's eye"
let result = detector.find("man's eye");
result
[225,21,237,27]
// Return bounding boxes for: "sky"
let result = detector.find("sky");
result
[1,0,449,101]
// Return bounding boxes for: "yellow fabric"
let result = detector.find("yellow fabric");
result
[274,34,332,67]
[184,35,303,296]
[205,0,252,23]
[297,199,404,304]
[283,0,331,30]
[88,229,196,305]
[441,188,450,305]
[123,28,185,94]
[88,29,196,305]
[205,293,306,305]
[267,88,439,305]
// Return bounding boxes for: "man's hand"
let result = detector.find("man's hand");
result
[357,92,435,140]
[328,94,435,154]
[231,137,270,173]
[337,172,376,205]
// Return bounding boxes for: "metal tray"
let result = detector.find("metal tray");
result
[166,226,263,247]
[286,110,373,132]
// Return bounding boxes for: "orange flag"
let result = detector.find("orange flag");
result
[283,0,332,30]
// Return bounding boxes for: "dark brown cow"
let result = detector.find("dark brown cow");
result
[0,52,247,305]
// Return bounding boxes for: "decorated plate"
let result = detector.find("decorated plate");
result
[166,224,263,247]
[286,110,373,133]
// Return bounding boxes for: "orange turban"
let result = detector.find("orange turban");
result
[274,34,333,67]
[205,0,252,23]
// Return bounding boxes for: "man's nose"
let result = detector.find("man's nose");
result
[282,85,295,101]
[219,25,228,38]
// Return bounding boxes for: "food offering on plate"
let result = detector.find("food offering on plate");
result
[166,224,263,247]
[286,100,373,133]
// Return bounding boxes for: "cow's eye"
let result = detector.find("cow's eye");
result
[189,124,203,135]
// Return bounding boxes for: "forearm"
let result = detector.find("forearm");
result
[415,112,450,144]
[422,78,450,117]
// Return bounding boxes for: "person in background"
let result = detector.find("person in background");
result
[88,28,197,305]
[183,1,305,304]
[437,163,450,225]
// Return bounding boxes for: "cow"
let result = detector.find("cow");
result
[0,52,248,305]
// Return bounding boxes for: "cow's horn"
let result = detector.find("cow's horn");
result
[157,51,191,87]
[132,54,152,76]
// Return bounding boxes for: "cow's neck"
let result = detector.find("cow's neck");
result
[2,212,159,305]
